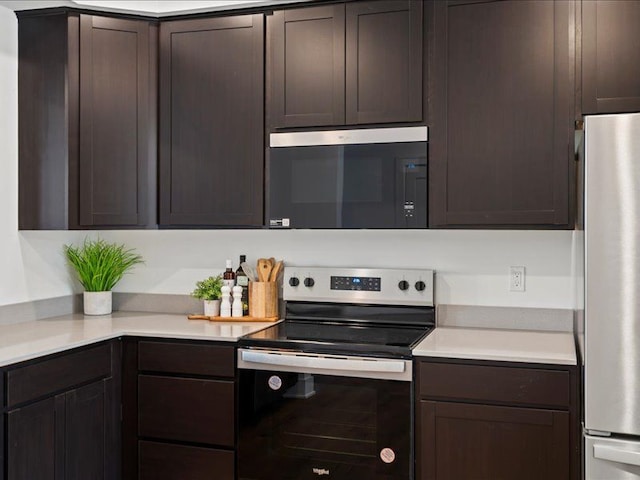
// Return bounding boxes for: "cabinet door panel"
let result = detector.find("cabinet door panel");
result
[419,400,570,480]
[79,15,154,227]
[270,5,345,128]
[429,0,573,227]
[65,379,117,480]
[159,15,264,226]
[138,341,234,378]
[582,0,640,114]
[7,396,62,480]
[418,362,570,408]
[139,441,234,480]
[138,375,234,447]
[0,374,3,480]
[7,343,111,407]
[345,0,423,124]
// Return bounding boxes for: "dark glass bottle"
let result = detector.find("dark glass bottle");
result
[223,259,235,289]
[236,254,249,315]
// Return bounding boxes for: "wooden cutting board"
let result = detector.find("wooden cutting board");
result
[187,314,279,322]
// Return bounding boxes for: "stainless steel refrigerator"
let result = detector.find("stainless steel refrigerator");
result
[584,112,640,478]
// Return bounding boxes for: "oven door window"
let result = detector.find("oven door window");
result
[238,370,411,480]
[269,143,427,228]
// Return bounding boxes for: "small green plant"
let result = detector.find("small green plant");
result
[191,275,223,301]
[64,238,144,292]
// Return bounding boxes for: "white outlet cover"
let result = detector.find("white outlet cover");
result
[509,266,525,292]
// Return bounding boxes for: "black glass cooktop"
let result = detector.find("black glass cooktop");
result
[240,320,433,359]
[240,302,435,359]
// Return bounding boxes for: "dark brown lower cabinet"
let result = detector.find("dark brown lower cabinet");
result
[138,375,234,446]
[7,396,58,480]
[416,359,579,480]
[5,342,119,480]
[7,377,117,480]
[139,441,234,480]
[123,339,237,480]
[420,401,569,480]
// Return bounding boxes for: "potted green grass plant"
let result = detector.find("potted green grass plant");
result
[64,238,144,315]
[191,275,223,316]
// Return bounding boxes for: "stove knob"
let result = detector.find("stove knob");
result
[398,280,409,291]
[415,281,426,291]
[289,277,300,287]
[304,277,315,288]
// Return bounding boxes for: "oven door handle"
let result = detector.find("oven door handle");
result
[240,350,406,374]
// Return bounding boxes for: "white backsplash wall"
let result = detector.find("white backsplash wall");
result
[9,229,574,309]
[0,7,574,310]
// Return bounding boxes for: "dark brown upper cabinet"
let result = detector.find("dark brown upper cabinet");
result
[268,0,423,129]
[159,15,264,227]
[582,0,640,114]
[269,4,345,128]
[428,0,575,228]
[18,12,157,230]
[79,16,156,227]
[345,0,423,125]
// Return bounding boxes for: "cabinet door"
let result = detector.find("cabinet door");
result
[429,0,573,227]
[159,15,264,226]
[139,441,234,480]
[79,15,155,227]
[582,0,640,114]
[345,0,423,125]
[418,400,570,480]
[65,379,118,480]
[7,396,63,480]
[138,375,234,447]
[269,5,345,128]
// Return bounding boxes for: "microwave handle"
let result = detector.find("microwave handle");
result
[240,350,405,374]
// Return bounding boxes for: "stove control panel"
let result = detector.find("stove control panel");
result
[284,267,434,306]
[331,275,381,292]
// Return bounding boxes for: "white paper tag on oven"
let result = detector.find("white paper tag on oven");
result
[268,375,282,391]
[380,448,396,464]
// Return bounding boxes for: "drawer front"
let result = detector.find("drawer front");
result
[138,375,234,446]
[138,341,235,377]
[7,343,112,407]
[139,441,234,480]
[418,361,570,408]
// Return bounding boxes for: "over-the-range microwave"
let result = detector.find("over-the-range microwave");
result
[267,126,428,229]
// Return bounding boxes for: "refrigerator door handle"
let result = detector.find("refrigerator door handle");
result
[594,443,640,467]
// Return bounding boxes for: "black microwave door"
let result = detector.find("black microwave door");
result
[269,146,343,228]
[268,143,427,229]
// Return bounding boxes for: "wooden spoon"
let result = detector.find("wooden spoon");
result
[257,258,272,282]
[269,260,284,282]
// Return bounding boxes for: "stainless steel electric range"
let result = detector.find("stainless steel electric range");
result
[238,267,435,480]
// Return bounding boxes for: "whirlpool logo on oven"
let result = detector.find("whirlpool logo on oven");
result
[312,467,330,476]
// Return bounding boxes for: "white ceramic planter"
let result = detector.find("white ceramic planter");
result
[204,299,221,317]
[84,291,112,316]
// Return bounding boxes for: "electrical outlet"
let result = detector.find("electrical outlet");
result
[509,266,525,292]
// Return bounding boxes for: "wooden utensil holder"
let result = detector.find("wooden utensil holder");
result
[249,281,278,318]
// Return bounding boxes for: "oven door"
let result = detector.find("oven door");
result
[237,349,412,480]
[268,127,427,229]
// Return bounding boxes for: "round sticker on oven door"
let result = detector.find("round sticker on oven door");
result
[268,375,282,391]
[380,448,396,464]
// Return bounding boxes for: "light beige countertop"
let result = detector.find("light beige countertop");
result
[0,312,276,367]
[413,327,577,365]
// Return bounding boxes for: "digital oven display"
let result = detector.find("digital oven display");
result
[330,276,381,291]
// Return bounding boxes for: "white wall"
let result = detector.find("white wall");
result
[0,6,575,310]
